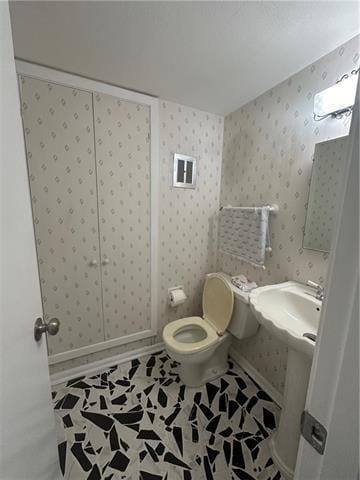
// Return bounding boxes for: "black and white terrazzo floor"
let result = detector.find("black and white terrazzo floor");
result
[52,352,283,480]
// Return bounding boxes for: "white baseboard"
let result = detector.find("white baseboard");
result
[48,329,156,365]
[50,340,284,408]
[229,346,284,408]
[50,342,165,386]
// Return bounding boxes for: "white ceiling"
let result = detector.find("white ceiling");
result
[9,1,360,115]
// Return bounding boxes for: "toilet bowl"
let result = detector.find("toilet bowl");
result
[163,273,259,387]
[164,315,232,386]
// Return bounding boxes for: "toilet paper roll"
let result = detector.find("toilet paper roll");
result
[169,288,187,307]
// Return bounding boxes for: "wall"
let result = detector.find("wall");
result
[219,35,359,394]
[155,100,224,341]
[50,99,224,374]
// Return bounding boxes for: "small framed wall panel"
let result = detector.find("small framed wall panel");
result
[173,153,197,189]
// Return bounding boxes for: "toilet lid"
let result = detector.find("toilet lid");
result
[202,274,234,334]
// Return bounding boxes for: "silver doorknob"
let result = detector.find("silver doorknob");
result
[34,317,60,342]
[89,259,98,266]
[102,257,109,265]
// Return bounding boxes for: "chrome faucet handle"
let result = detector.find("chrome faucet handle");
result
[307,280,324,300]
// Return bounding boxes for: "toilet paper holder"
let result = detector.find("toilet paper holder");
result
[168,286,187,307]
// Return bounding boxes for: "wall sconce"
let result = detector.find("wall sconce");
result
[313,69,358,121]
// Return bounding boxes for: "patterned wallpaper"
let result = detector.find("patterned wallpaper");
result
[304,135,349,252]
[219,36,359,394]
[155,100,224,342]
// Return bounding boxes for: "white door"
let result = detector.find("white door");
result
[0,3,61,479]
[20,76,104,358]
[93,92,152,341]
[294,95,359,479]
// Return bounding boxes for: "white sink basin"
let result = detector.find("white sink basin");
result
[250,281,321,357]
[249,281,323,479]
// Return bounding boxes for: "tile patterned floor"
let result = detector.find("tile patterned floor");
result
[52,352,283,480]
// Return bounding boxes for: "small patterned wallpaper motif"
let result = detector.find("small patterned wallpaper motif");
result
[219,35,359,394]
[303,135,349,253]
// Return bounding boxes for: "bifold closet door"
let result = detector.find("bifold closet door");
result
[20,76,104,355]
[93,93,151,340]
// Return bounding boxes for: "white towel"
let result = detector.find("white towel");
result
[231,274,258,292]
[219,207,270,267]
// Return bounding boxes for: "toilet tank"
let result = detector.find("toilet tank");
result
[207,273,259,340]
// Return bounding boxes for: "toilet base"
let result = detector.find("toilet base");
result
[179,361,229,387]
[176,335,232,387]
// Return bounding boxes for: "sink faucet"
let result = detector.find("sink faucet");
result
[306,280,324,301]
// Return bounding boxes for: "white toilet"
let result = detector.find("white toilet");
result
[163,273,259,387]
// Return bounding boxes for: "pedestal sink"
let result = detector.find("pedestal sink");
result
[249,281,321,479]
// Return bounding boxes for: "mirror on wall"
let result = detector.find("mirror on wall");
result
[303,135,350,253]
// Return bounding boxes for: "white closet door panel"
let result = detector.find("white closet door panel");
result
[93,93,151,340]
[20,76,104,355]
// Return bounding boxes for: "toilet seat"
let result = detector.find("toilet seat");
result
[163,274,234,357]
[162,274,236,386]
[163,316,218,354]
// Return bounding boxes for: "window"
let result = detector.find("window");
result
[173,153,197,188]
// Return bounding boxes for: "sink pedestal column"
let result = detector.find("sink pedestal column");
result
[270,348,312,479]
